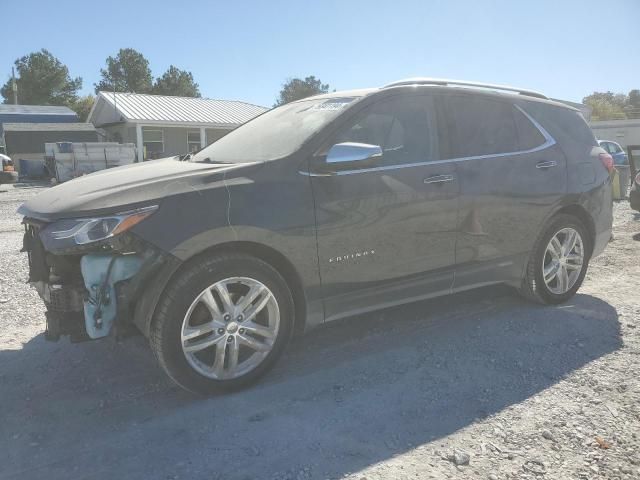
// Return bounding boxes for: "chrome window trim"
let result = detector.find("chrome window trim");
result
[300,104,556,177]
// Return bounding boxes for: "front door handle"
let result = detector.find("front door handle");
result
[424,174,455,185]
[536,161,557,169]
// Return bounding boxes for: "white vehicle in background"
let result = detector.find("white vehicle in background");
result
[45,142,137,183]
[0,153,18,184]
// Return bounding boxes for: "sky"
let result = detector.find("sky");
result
[2,0,639,107]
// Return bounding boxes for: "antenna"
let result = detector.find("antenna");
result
[113,73,118,123]
[11,67,18,105]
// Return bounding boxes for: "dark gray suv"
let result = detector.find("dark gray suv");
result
[19,78,613,394]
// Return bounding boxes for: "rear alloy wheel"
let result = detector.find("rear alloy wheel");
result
[150,253,293,394]
[541,228,584,295]
[520,214,591,304]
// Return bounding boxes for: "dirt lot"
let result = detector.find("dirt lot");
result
[1,185,638,480]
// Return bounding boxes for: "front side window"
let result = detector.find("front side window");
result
[446,95,519,158]
[326,95,439,166]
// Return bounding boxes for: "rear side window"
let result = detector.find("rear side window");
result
[525,103,598,149]
[513,107,545,150]
[446,96,519,157]
[567,111,598,146]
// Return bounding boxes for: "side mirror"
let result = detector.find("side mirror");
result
[323,142,382,172]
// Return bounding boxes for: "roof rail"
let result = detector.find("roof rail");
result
[382,78,548,100]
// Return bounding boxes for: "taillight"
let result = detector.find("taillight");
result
[635,172,640,185]
[599,153,614,173]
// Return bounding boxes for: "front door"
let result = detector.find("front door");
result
[308,93,459,321]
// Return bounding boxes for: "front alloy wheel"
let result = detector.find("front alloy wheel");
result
[150,253,294,394]
[181,277,280,380]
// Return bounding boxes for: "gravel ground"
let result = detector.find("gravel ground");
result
[0,185,638,480]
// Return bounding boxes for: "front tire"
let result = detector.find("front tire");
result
[520,214,591,305]
[150,253,294,394]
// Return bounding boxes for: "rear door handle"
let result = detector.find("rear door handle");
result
[536,161,557,169]
[424,174,455,184]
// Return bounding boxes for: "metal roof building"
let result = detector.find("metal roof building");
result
[0,104,79,132]
[2,122,96,133]
[2,122,98,159]
[0,106,96,165]
[88,91,267,160]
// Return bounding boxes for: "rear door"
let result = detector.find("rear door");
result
[442,93,567,288]
[308,93,459,321]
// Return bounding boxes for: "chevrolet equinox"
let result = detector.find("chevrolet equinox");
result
[19,78,614,394]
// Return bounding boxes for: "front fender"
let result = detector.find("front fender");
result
[133,224,322,337]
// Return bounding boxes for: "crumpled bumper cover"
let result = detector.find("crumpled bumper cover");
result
[23,218,172,342]
[80,254,143,339]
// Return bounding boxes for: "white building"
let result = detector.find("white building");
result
[590,119,640,150]
[88,91,267,160]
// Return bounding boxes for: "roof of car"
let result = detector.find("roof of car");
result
[383,77,548,98]
[301,80,577,111]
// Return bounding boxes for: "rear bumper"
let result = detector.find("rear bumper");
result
[590,181,613,260]
[592,228,611,259]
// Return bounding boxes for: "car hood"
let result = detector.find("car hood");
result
[19,158,258,222]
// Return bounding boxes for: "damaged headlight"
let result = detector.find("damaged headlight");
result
[40,205,158,251]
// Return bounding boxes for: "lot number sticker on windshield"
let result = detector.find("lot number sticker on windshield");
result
[309,98,354,111]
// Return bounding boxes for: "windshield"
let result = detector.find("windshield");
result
[191,96,359,163]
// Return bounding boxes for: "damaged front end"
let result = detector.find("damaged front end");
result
[21,206,168,342]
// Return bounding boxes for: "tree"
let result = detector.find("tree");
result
[71,95,95,122]
[274,76,330,106]
[1,49,81,105]
[95,48,153,94]
[583,91,628,120]
[152,66,201,97]
[586,98,626,121]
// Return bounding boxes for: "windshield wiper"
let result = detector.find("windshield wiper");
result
[177,154,230,164]
[198,157,231,164]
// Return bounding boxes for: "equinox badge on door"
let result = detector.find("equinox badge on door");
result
[329,250,376,264]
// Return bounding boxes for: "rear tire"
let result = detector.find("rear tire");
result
[519,214,591,305]
[150,253,294,395]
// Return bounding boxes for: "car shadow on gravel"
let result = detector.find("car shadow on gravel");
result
[0,287,621,480]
